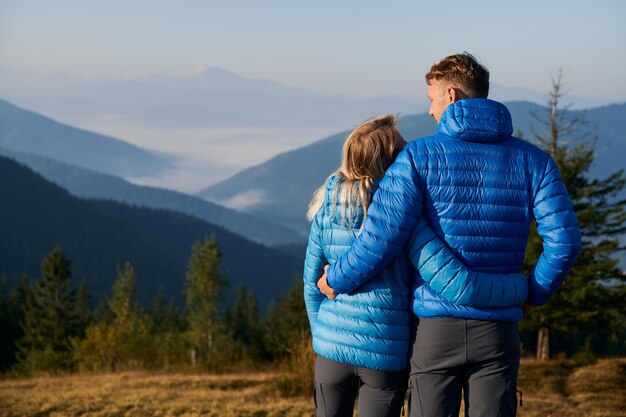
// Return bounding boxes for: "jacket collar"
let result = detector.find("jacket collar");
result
[324,175,380,228]
[437,98,513,143]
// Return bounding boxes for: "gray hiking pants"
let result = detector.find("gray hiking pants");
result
[314,355,408,417]
[409,318,520,417]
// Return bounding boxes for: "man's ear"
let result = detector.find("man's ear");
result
[447,86,459,103]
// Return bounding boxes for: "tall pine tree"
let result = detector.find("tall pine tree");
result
[17,248,79,372]
[109,262,137,328]
[227,286,266,362]
[74,262,157,371]
[184,236,228,365]
[521,70,626,360]
[264,277,309,359]
[75,280,93,337]
[150,286,186,333]
[0,278,23,371]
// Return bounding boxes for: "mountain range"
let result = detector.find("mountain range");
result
[0,99,302,245]
[0,98,171,178]
[0,66,421,131]
[199,101,626,237]
[4,66,608,191]
[3,92,621,243]
[1,66,606,133]
[0,155,302,310]
[0,67,424,190]
[0,147,303,245]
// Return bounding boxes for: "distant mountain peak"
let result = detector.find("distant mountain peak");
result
[192,66,241,78]
[141,67,314,97]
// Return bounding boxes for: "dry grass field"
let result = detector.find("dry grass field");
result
[0,358,624,417]
[0,372,313,417]
[514,358,626,417]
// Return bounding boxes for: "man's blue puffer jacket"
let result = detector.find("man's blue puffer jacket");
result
[326,99,581,322]
[304,174,529,371]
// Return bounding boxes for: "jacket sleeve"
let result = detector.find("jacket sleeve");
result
[303,211,327,331]
[407,218,528,307]
[326,146,423,293]
[527,155,581,306]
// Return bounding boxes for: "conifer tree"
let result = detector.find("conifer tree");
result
[3,275,30,370]
[0,278,22,371]
[0,279,11,369]
[151,287,185,333]
[17,248,79,372]
[229,286,251,344]
[184,236,228,363]
[227,286,265,361]
[75,280,93,337]
[164,299,186,333]
[109,262,137,327]
[146,286,188,368]
[94,297,115,325]
[265,277,308,359]
[74,262,158,371]
[521,70,626,360]
[151,286,167,329]
[245,289,267,361]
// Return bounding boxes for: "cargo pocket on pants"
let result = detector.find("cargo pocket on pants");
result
[314,382,327,417]
[498,380,518,417]
[407,375,424,417]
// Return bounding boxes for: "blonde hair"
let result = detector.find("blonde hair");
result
[425,52,490,98]
[307,114,404,223]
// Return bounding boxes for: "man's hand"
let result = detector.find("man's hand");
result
[317,265,337,300]
[522,302,535,318]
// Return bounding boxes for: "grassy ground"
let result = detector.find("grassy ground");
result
[513,358,626,417]
[0,372,313,417]
[0,358,624,416]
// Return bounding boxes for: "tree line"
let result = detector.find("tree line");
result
[0,237,310,377]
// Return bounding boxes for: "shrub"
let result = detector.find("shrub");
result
[276,333,315,397]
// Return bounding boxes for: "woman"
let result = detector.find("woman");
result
[303,115,527,417]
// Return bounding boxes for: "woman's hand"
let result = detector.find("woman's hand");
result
[317,265,337,300]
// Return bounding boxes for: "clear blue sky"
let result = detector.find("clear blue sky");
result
[1,0,625,102]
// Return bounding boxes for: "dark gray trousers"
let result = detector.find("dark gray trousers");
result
[314,356,408,417]
[409,318,520,417]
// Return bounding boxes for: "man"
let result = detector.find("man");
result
[317,53,581,417]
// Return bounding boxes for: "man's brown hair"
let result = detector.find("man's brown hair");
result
[425,52,490,98]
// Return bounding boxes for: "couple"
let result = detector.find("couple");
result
[303,53,581,417]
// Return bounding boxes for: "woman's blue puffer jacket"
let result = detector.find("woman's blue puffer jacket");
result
[303,174,529,371]
[304,176,412,371]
